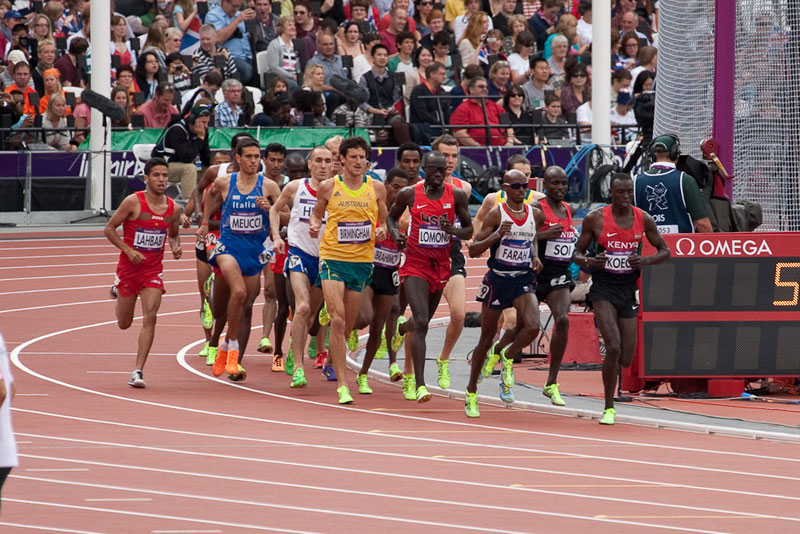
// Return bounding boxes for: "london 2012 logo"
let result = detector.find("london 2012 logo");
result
[674,237,773,257]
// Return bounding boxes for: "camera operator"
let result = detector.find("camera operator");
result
[206,0,256,85]
[166,53,193,97]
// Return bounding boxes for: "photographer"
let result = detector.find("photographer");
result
[191,24,240,82]
[206,0,255,85]
[166,53,193,97]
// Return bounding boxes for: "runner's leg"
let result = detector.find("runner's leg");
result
[134,287,163,371]
[593,300,621,410]
[466,305,503,393]
[359,292,393,375]
[544,287,571,386]
[438,274,466,362]
[260,267,277,348]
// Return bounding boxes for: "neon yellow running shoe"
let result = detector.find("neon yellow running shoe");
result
[465,391,480,418]
[543,383,566,406]
[201,299,213,329]
[347,330,359,352]
[599,408,616,425]
[391,316,407,352]
[205,345,217,366]
[203,272,214,298]
[337,385,354,404]
[198,341,210,357]
[416,385,431,403]
[402,374,416,400]
[319,304,331,326]
[285,338,294,375]
[436,356,450,389]
[257,337,273,354]
[356,374,372,394]
[388,362,403,382]
[479,342,500,382]
[290,368,308,388]
[499,346,514,388]
[376,326,388,359]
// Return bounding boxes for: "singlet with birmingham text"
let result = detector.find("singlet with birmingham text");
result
[319,175,379,263]
[406,181,455,262]
[592,205,645,286]
[488,203,537,277]
[121,191,175,268]
[288,178,326,257]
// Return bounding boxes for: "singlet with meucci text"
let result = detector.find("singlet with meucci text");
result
[406,181,455,263]
[288,178,326,257]
[592,205,645,286]
[219,172,269,253]
[488,202,537,277]
[121,191,175,268]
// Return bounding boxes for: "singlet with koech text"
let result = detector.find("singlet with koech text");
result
[592,205,645,286]
[488,203,537,277]
[288,178,326,257]
[219,172,269,253]
[406,181,455,262]
[319,175,379,263]
[537,199,576,274]
[122,191,175,268]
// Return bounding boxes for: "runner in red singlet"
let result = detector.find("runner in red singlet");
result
[104,158,182,389]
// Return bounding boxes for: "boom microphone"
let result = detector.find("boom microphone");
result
[329,75,370,107]
[80,89,126,122]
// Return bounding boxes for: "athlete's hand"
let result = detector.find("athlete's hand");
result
[497,220,513,237]
[533,257,543,273]
[126,248,145,264]
[392,230,407,250]
[309,220,321,239]
[440,214,454,234]
[375,225,387,242]
[197,223,208,242]
[628,254,647,269]
[256,196,271,211]
[273,235,285,256]
[538,223,563,240]
[180,213,192,228]
[590,252,607,270]
[171,243,183,260]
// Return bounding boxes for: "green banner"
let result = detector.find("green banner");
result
[79,127,370,151]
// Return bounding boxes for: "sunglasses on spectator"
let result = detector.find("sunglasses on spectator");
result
[571,72,587,78]
[509,93,524,97]
[420,1,432,5]
[504,182,528,189]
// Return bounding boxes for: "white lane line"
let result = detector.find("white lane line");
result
[86,498,153,502]
[16,393,49,396]
[23,352,193,356]
[86,371,131,374]
[12,475,731,534]
[0,235,197,244]
[0,291,197,315]
[0,281,198,296]
[0,269,196,282]
[0,522,107,534]
[0,253,120,260]
[152,531,222,533]
[26,468,89,472]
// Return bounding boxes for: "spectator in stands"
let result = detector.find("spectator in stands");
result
[331,94,372,130]
[1,50,29,90]
[337,21,366,58]
[611,0,652,43]
[266,15,300,90]
[492,0,517,36]
[409,61,449,139]
[294,90,335,126]
[388,31,415,72]
[547,34,568,89]
[192,24,239,81]
[53,37,88,88]
[449,63,484,111]
[379,0,417,35]
[182,70,222,108]
[632,69,654,96]
[619,32,639,68]
[215,78,245,127]
[116,65,141,106]
[4,60,36,115]
[488,59,511,101]
[42,94,75,150]
[414,0,435,38]
[479,29,507,77]
[445,0,466,32]
[160,102,212,197]
[418,9,445,49]
[306,31,348,87]
[32,41,56,95]
[293,0,319,40]
[403,44,434,110]
[134,51,164,102]
[135,82,178,128]
[341,0,378,38]
[576,1,592,45]
[2,10,22,42]
[536,92,571,142]
[269,92,296,126]
[457,11,489,67]
[507,30,536,85]
[206,0,256,84]
[173,0,199,32]
[110,87,133,127]
[253,0,279,52]
[430,31,455,88]
[166,53,193,96]
[575,92,592,143]
[503,83,534,145]
[141,22,168,71]
[455,0,491,43]
[165,28,184,57]
[38,69,69,115]
[451,76,512,146]
[560,61,588,116]
[528,0,560,51]
[61,0,83,36]
[521,55,552,110]
[111,15,136,72]
[503,15,531,57]
[380,7,409,55]
[629,45,656,94]
[358,43,401,118]
[619,11,649,45]
[30,14,54,44]
[351,32,382,81]
[302,63,327,93]
[610,89,637,143]
[611,67,632,106]
[71,88,90,145]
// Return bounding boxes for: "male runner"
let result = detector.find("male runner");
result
[574,173,670,425]
[387,151,473,402]
[105,158,182,388]
[199,138,282,378]
[271,146,334,388]
[352,168,410,393]
[396,142,423,183]
[465,169,544,416]
[310,136,388,404]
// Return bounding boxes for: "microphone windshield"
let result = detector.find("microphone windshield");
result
[80,89,126,122]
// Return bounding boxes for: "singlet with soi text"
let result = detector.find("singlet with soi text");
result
[406,181,455,262]
[488,203,537,277]
[219,172,269,254]
[537,199,577,275]
[288,178,326,257]
[121,191,175,268]
[319,175,379,263]
[592,205,645,286]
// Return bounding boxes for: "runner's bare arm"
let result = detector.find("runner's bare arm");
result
[269,180,298,255]
[629,211,671,269]
[387,186,413,250]
[309,179,333,239]
[198,174,229,241]
[471,192,497,240]
[532,206,544,272]
[104,194,144,264]
[468,205,506,257]
[446,188,473,240]
[168,206,183,260]
[188,164,220,219]
[373,181,388,241]
[574,210,605,270]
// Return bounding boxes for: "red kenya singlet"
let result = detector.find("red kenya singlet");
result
[537,200,576,273]
[121,191,175,268]
[593,205,644,285]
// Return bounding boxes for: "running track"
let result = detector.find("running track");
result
[1,231,799,534]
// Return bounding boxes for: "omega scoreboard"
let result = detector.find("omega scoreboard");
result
[637,233,800,378]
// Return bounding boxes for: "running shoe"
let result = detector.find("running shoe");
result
[212,347,227,377]
[285,342,294,375]
[290,368,308,388]
[375,326,388,359]
[542,383,566,406]
[128,370,145,388]
[322,364,337,381]
[198,341,210,357]
[109,283,118,300]
[356,374,372,394]
[205,345,217,366]
[391,316,407,352]
[416,385,431,403]
[203,272,214,297]
[257,337,273,354]
[436,356,451,389]
[201,299,213,329]
[464,391,479,418]
[479,342,500,382]
[228,364,247,382]
[337,385,354,404]
[272,353,285,372]
[319,304,331,326]
[313,351,326,369]
[499,346,514,388]
[402,375,416,400]
[499,382,514,403]
[308,336,318,359]
[225,349,240,376]
[599,408,616,425]
[388,362,403,382]
[347,330,359,352]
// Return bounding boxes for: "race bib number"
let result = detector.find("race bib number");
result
[496,238,532,267]
[374,244,401,268]
[605,251,634,274]
[230,212,263,234]
[133,228,166,251]
[288,254,302,269]
[544,237,575,262]
[392,270,400,287]
[337,221,372,244]
[258,249,272,265]
[477,281,490,300]
[656,224,680,234]
[418,223,449,248]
